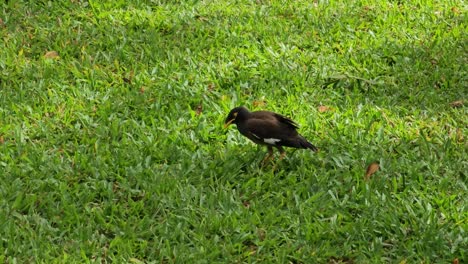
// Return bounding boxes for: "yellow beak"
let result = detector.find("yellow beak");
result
[224,119,235,129]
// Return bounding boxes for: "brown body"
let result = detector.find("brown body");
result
[224,106,318,162]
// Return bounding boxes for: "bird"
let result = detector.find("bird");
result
[224,106,318,164]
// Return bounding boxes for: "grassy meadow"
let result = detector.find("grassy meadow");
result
[0,0,466,263]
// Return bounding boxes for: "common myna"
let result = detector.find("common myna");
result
[224,106,318,163]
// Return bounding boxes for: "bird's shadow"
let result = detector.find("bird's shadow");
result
[232,146,324,175]
[279,151,323,172]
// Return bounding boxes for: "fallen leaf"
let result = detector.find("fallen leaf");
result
[449,100,463,108]
[207,83,215,91]
[253,99,266,108]
[44,51,59,59]
[453,258,459,264]
[257,228,266,241]
[195,103,202,116]
[0,136,4,144]
[139,86,145,94]
[365,162,380,180]
[456,128,464,142]
[451,7,460,14]
[0,18,4,27]
[242,200,250,208]
[318,105,331,113]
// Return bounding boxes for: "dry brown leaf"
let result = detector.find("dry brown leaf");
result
[365,162,380,180]
[139,86,145,94]
[449,100,463,108]
[195,103,203,116]
[44,51,59,59]
[242,200,250,208]
[453,258,459,264]
[0,136,4,144]
[0,18,4,27]
[456,128,464,142]
[257,228,266,241]
[207,83,215,91]
[253,100,266,108]
[451,7,460,14]
[318,105,332,113]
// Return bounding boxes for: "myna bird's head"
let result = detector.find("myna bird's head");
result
[224,106,249,128]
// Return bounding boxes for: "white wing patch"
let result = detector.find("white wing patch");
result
[251,133,261,140]
[264,138,281,145]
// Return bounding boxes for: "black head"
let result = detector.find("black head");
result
[224,106,249,128]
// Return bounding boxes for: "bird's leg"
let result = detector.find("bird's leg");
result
[261,146,274,166]
[272,146,286,171]
[278,146,286,161]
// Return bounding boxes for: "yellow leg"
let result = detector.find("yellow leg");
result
[261,146,274,166]
[278,146,286,160]
[272,147,286,171]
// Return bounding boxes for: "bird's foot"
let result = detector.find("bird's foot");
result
[260,155,273,167]
[279,152,286,161]
[270,153,286,171]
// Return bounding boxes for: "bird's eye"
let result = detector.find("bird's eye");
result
[233,112,238,117]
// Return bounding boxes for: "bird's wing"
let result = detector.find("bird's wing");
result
[251,111,299,129]
[273,113,299,129]
[244,117,298,143]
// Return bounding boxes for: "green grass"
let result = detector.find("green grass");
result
[0,0,466,263]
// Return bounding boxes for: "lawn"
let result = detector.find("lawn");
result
[0,0,466,263]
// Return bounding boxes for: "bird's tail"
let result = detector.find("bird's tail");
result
[298,136,318,152]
